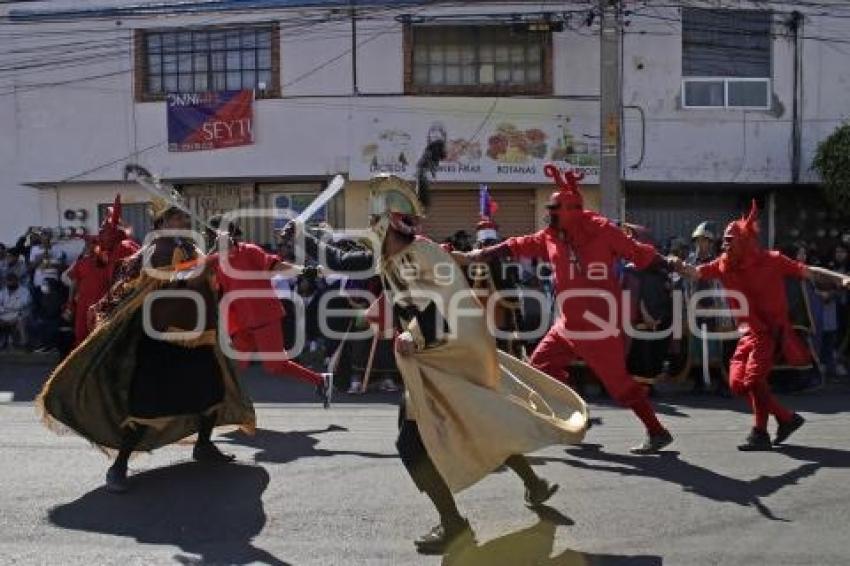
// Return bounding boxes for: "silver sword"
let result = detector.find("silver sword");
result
[295,174,345,224]
[123,163,217,233]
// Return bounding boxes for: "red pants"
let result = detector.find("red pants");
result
[530,324,648,407]
[728,331,793,429]
[231,322,323,387]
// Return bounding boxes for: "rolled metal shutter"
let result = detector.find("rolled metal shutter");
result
[626,191,744,248]
[423,187,536,242]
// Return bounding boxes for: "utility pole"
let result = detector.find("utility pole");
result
[351,0,359,95]
[599,0,623,220]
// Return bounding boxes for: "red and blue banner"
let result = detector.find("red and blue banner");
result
[167,90,254,152]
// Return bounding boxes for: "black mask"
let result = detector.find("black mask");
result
[7,284,19,291]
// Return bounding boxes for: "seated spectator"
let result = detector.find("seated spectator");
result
[32,256,61,296]
[0,273,32,349]
[4,249,27,285]
[29,237,66,267]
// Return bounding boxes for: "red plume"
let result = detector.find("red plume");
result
[743,198,758,233]
[109,194,122,226]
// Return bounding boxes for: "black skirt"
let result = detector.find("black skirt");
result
[129,336,225,418]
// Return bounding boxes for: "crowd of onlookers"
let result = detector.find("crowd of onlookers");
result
[240,220,850,392]
[4,216,849,396]
[0,230,75,354]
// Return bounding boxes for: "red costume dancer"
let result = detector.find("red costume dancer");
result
[209,227,331,408]
[97,195,140,273]
[679,201,850,450]
[464,165,673,453]
[67,196,139,345]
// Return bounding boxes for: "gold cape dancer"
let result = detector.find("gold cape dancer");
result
[288,174,588,554]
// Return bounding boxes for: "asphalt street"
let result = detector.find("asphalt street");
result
[1,363,849,566]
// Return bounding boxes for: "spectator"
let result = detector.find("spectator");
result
[830,243,850,273]
[450,230,473,252]
[0,273,32,349]
[785,242,825,389]
[828,244,850,378]
[28,277,67,353]
[687,222,717,265]
[816,281,840,379]
[0,243,7,282]
[4,249,27,285]
[32,256,61,292]
[668,237,689,261]
[29,233,66,267]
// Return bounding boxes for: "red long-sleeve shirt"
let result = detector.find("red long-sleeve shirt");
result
[697,250,806,333]
[504,213,658,333]
[210,242,284,335]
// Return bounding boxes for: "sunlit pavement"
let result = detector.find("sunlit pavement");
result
[1,363,848,565]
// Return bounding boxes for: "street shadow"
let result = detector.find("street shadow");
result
[642,402,690,418]
[775,444,850,470]
[649,387,850,416]
[48,462,287,565]
[220,425,396,465]
[442,505,662,566]
[545,446,820,521]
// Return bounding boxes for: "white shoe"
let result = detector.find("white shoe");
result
[347,381,363,394]
[379,378,399,392]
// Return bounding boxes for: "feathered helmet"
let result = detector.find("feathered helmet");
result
[150,194,188,224]
[721,199,761,270]
[368,174,424,245]
[544,164,585,211]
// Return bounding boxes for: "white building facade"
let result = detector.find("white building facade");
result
[1,0,848,248]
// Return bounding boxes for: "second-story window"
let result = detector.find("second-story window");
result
[137,24,279,101]
[681,8,772,109]
[405,25,552,95]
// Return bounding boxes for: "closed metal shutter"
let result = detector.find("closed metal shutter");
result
[626,191,753,248]
[423,187,537,242]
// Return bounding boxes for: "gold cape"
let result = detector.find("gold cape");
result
[384,238,588,493]
[37,248,255,453]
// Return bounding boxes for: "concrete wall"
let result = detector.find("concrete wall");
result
[622,4,850,185]
[37,182,152,234]
[623,5,793,184]
[3,1,850,243]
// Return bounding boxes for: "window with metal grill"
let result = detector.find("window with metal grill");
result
[681,9,772,109]
[137,24,279,101]
[405,25,552,95]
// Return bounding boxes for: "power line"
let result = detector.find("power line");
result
[0,4,420,90]
[17,0,447,182]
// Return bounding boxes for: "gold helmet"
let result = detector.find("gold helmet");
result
[368,174,423,217]
[368,174,424,244]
